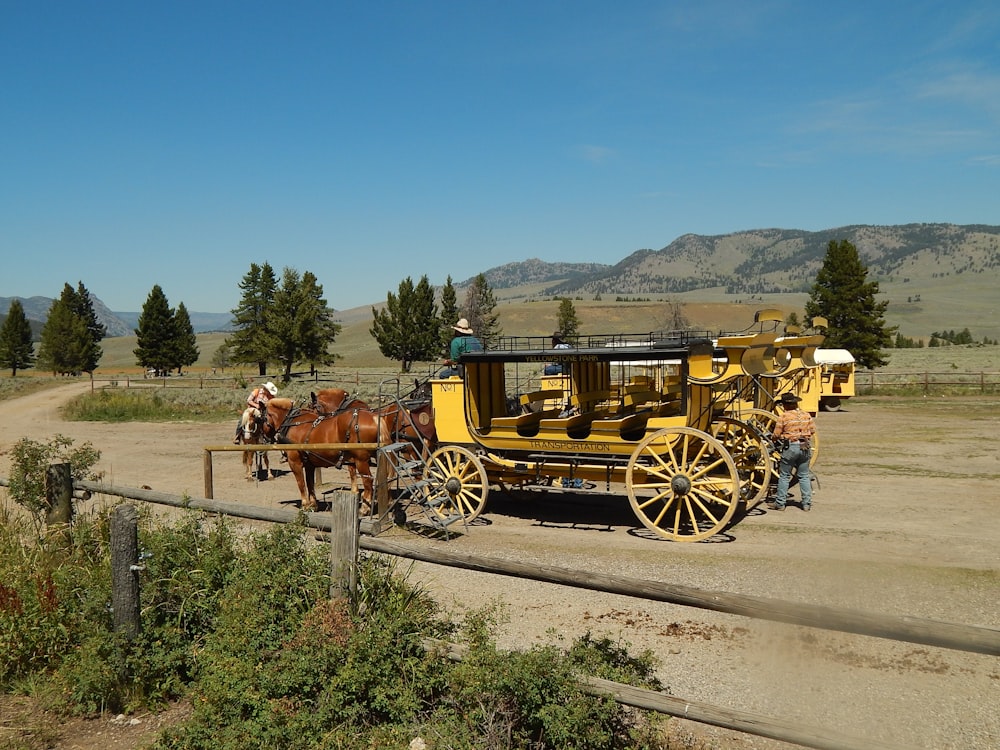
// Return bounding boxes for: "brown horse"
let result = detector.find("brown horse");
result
[311,386,437,462]
[238,408,271,481]
[263,396,389,512]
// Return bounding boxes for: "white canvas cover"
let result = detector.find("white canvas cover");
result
[814,348,855,365]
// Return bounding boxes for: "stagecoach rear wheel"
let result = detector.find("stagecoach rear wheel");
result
[625,427,740,542]
[420,445,489,524]
[710,416,772,506]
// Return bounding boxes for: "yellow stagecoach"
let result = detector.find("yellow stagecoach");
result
[383,319,821,542]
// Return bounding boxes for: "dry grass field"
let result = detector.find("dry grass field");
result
[39,299,1000,378]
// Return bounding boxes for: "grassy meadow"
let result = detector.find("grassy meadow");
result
[2,298,997,396]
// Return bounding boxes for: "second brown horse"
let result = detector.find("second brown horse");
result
[263,395,389,512]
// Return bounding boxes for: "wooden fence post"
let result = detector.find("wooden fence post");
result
[45,462,74,527]
[329,491,359,601]
[110,504,141,640]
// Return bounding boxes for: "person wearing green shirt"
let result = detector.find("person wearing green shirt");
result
[439,317,483,377]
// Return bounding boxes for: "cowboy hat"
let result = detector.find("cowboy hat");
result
[453,318,473,334]
[779,392,801,404]
[263,382,278,396]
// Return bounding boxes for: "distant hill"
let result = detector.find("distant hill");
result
[0,297,234,338]
[463,223,1000,298]
[5,223,998,342]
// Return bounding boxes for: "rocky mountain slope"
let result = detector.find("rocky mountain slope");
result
[467,223,1000,299]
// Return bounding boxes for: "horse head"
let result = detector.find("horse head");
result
[261,397,295,442]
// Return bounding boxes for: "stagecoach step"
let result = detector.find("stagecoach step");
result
[380,442,414,454]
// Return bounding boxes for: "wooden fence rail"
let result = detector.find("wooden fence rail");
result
[4,474,995,750]
[855,370,1000,393]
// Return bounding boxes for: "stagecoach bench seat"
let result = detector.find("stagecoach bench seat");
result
[490,407,562,435]
[588,411,652,439]
[517,389,566,414]
[536,388,615,435]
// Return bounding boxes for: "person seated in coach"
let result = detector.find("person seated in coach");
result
[544,331,571,375]
[439,318,483,378]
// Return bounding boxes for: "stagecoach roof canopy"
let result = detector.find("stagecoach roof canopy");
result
[813,348,855,365]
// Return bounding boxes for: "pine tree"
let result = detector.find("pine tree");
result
[371,275,441,372]
[438,276,458,351]
[36,283,103,374]
[290,270,340,375]
[170,302,200,374]
[36,294,91,375]
[69,281,106,372]
[268,268,340,381]
[228,262,279,376]
[0,299,36,376]
[463,273,501,348]
[805,240,896,369]
[134,285,176,375]
[556,298,580,339]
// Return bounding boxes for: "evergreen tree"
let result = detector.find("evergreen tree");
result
[370,275,440,372]
[463,273,501,348]
[134,285,177,375]
[438,276,458,351]
[0,299,36,376]
[170,302,200,374]
[290,270,340,375]
[268,268,340,381]
[228,262,279,376]
[556,297,580,339]
[805,240,895,369]
[36,294,91,375]
[69,281,106,372]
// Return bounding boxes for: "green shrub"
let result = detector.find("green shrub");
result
[6,434,102,528]
[2,506,670,749]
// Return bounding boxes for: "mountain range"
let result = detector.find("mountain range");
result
[3,222,998,338]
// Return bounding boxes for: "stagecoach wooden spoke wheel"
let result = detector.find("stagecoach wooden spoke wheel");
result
[710,416,772,506]
[420,445,489,524]
[625,427,740,542]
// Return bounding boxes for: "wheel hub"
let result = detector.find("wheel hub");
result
[445,476,462,496]
[670,474,692,496]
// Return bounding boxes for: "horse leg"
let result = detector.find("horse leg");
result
[287,452,314,511]
[303,462,318,512]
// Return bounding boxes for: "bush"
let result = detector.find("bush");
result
[1,506,670,748]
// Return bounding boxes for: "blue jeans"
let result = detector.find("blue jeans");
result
[775,443,813,508]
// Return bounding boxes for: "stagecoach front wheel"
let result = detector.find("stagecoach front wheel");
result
[625,427,740,542]
[420,445,489,524]
[710,416,772,506]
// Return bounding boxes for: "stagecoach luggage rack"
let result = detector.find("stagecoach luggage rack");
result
[489,329,715,352]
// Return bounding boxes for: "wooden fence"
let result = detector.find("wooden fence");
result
[854,370,1000,394]
[5,472,995,750]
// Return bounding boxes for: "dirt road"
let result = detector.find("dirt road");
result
[1,384,998,749]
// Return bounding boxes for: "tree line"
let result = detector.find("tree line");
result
[4,240,983,378]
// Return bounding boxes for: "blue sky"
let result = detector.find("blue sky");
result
[2,1,998,314]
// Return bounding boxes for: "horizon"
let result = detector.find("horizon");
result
[3,2,998,314]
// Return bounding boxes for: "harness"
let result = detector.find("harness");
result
[274,402,369,470]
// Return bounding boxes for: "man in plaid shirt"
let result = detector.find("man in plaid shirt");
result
[768,391,817,512]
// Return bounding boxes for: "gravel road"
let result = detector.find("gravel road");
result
[2,384,998,749]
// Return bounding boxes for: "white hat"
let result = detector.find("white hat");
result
[264,382,278,396]
[453,318,473,334]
